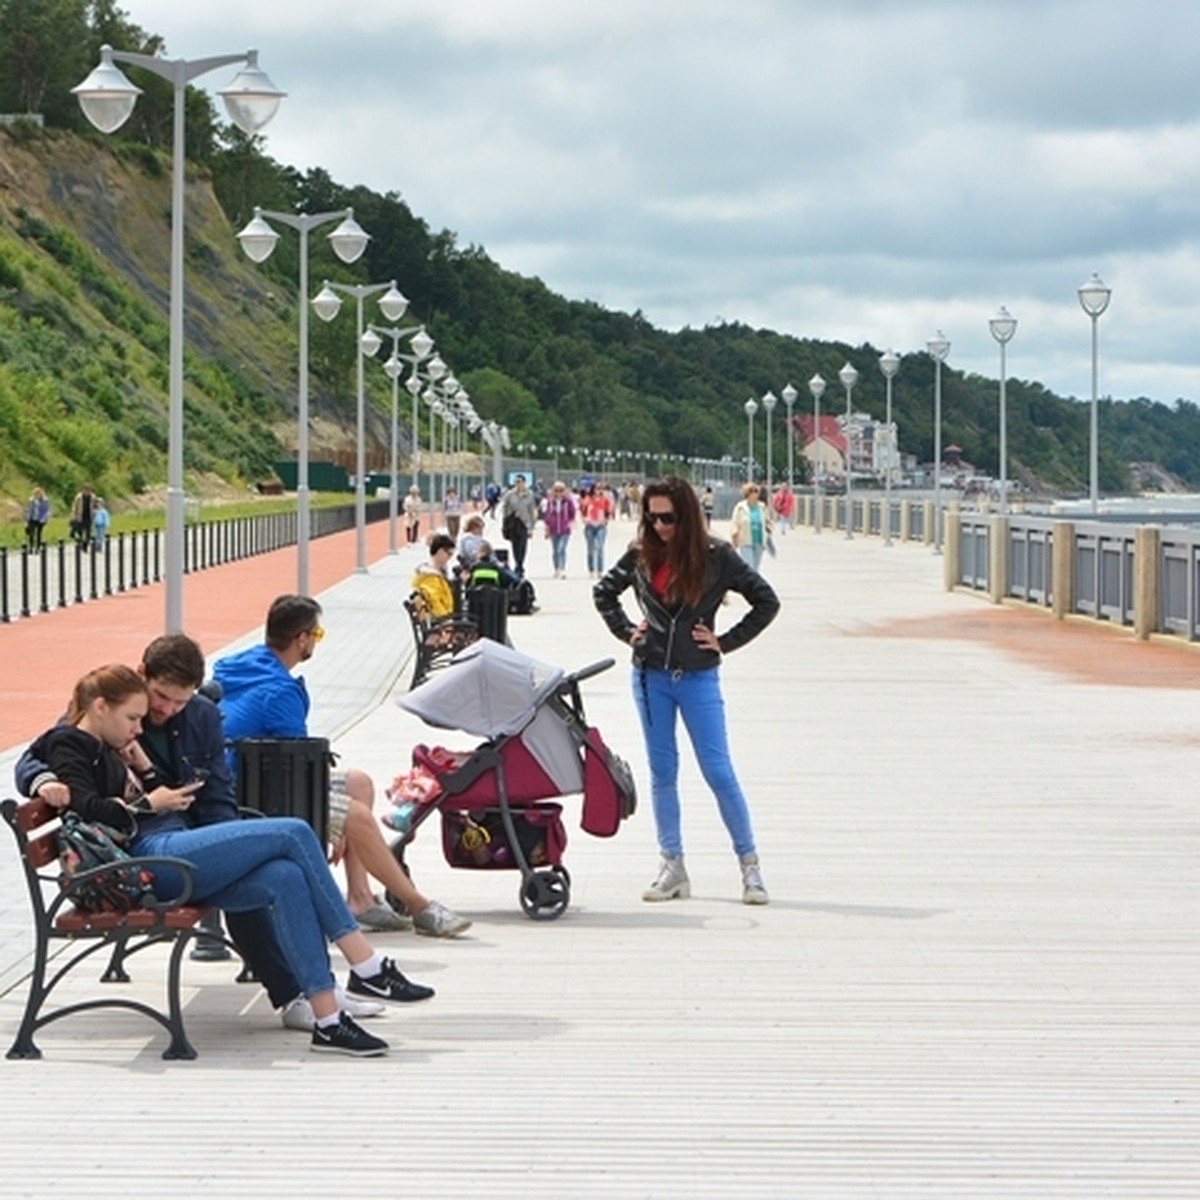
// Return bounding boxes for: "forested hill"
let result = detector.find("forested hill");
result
[3,5,1200,515]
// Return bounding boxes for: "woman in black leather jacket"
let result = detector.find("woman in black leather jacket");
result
[593,477,779,905]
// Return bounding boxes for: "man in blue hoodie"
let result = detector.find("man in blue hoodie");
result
[214,594,470,939]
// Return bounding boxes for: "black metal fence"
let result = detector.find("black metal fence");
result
[1,501,388,625]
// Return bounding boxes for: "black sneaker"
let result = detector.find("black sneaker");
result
[347,956,435,1003]
[310,1012,389,1057]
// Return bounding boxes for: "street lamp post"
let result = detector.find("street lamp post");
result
[808,373,826,533]
[927,330,951,554]
[236,206,369,591]
[743,397,758,483]
[1078,273,1112,513]
[312,278,409,572]
[73,45,284,632]
[372,325,434,552]
[761,390,777,495]
[782,382,798,493]
[988,307,1018,514]
[838,362,858,540]
[878,349,900,546]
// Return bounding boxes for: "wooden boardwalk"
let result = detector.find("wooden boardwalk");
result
[0,516,1195,1198]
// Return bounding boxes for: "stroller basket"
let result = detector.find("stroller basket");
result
[442,804,565,871]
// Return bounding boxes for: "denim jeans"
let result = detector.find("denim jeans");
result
[550,532,570,572]
[136,817,356,999]
[739,543,765,572]
[630,666,756,858]
[585,523,607,574]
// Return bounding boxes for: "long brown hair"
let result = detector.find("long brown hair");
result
[638,476,710,606]
[66,664,147,725]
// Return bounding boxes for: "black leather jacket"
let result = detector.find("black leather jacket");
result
[593,538,779,672]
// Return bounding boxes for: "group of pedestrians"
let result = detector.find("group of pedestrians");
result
[22,484,110,551]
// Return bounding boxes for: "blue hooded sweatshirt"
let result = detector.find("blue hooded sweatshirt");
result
[213,644,310,773]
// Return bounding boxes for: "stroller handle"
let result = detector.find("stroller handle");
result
[564,657,615,685]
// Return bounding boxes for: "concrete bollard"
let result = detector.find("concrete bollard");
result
[989,515,1009,604]
[922,500,936,546]
[944,509,961,590]
[1051,521,1075,619]
[1133,524,1160,640]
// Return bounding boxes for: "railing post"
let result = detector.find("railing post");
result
[922,500,936,546]
[1,547,9,623]
[1052,521,1075,620]
[944,508,961,590]
[900,501,912,543]
[988,515,1009,604]
[1133,524,1160,640]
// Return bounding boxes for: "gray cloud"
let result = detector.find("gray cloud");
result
[120,0,1200,403]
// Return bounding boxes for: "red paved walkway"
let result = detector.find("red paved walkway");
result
[0,519,401,748]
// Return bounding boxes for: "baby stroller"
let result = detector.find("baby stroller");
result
[390,639,636,919]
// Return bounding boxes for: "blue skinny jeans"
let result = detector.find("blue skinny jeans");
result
[739,543,765,573]
[585,523,607,574]
[136,817,357,1000]
[550,532,571,572]
[631,665,757,859]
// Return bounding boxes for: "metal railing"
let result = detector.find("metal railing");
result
[1,500,388,625]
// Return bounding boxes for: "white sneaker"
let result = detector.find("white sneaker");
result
[281,985,386,1031]
[642,854,690,902]
[412,899,473,938]
[740,853,768,905]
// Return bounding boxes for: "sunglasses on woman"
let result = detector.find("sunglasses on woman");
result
[646,511,677,526]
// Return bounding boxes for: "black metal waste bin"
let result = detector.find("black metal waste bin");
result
[235,737,331,844]
[466,584,509,644]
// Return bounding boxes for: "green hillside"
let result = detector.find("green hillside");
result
[3,3,1200,521]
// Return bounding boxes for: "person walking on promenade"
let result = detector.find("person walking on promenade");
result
[403,485,423,545]
[483,480,501,519]
[700,485,715,527]
[500,474,539,576]
[730,483,774,572]
[593,476,780,905]
[16,633,390,1032]
[541,480,577,578]
[24,487,50,550]
[579,481,614,579]
[91,497,111,550]
[771,483,795,535]
[590,472,777,902]
[29,663,435,1056]
[214,595,471,939]
[443,485,463,539]
[69,483,94,545]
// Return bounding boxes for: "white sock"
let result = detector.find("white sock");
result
[315,1011,341,1030]
[350,953,384,980]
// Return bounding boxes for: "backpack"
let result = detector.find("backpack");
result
[508,577,537,615]
[58,812,155,913]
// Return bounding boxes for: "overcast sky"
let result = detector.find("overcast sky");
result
[122,0,1200,406]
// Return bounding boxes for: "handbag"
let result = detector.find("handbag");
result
[57,812,154,913]
[502,512,522,542]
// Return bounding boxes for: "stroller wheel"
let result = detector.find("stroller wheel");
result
[519,866,571,921]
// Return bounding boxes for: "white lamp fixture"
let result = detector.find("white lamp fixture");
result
[808,373,826,533]
[838,363,859,540]
[761,389,778,494]
[781,382,798,494]
[743,396,758,483]
[878,350,901,544]
[927,330,951,553]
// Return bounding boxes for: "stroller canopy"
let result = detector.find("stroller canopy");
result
[397,638,565,738]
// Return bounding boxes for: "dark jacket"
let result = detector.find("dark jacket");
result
[593,538,779,672]
[16,693,238,831]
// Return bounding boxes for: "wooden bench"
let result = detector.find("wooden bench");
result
[2,796,211,1061]
[404,591,479,688]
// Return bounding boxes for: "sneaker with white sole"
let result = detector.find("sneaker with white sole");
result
[740,853,768,905]
[310,1012,389,1057]
[281,985,386,1031]
[642,854,690,902]
[347,956,435,1003]
[412,900,472,938]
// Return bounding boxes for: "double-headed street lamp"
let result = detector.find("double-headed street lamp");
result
[808,373,826,533]
[312,278,409,572]
[1078,273,1112,513]
[73,45,284,632]
[838,362,859,540]
[373,324,434,552]
[927,330,951,554]
[878,349,900,546]
[988,307,1018,514]
[743,396,758,483]
[781,382,798,492]
[237,206,369,591]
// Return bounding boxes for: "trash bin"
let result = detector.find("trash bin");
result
[467,584,509,644]
[235,737,331,844]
